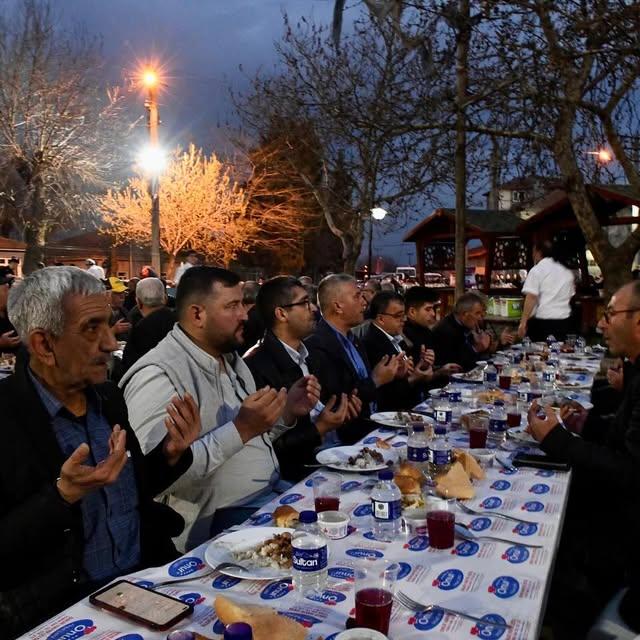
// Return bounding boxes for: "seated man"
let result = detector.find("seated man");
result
[0,267,196,638]
[244,276,360,481]
[305,274,400,437]
[108,276,132,340]
[121,267,318,550]
[361,291,434,411]
[527,281,640,638]
[121,277,175,373]
[432,292,512,372]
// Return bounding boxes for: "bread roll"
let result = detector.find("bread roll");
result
[273,505,299,528]
[215,595,307,640]
[394,474,421,495]
[396,462,423,482]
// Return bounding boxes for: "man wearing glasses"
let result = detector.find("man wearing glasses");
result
[527,281,640,637]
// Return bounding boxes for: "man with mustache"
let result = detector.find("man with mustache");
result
[121,266,320,550]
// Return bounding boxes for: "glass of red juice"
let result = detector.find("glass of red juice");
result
[312,475,341,513]
[426,510,455,549]
[507,411,522,427]
[468,415,489,449]
[499,373,512,390]
[354,562,400,635]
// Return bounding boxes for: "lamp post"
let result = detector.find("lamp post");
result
[367,207,388,276]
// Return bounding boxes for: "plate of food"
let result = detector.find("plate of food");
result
[452,368,484,384]
[370,411,433,429]
[475,389,508,405]
[555,373,592,389]
[205,527,294,580]
[316,445,397,472]
[507,425,538,444]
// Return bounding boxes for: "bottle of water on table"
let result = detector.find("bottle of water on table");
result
[483,361,498,388]
[371,469,403,541]
[407,424,430,477]
[428,425,453,478]
[292,510,328,596]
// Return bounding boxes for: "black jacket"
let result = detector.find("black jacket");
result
[304,318,376,443]
[0,361,192,638]
[360,323,419,412]
[402,320,435,364]
[432,313,480,372]
[243,331,322,481]
[121,307,176,373]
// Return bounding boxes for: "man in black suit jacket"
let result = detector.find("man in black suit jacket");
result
[244,276,357,481]
[0,267,199,638]
[305,274,401,434]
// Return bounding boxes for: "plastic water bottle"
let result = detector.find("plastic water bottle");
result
[546,335,556,347]
[523,336,532,351]
[371,470,403,541]
[516,378,531,413]
[483,361,498,389]
[488,400,508,444]
[291,511,328,596]
[407,424,430,476]
[542,363,557,390]
[428,425,453,478]
[434,397,452,427]
[576,336,586,355]
[224,623,253,640]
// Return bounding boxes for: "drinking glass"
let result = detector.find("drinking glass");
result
[354,562,400,635]
[312,475,341,513]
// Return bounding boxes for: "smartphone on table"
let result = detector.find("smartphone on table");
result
[512,453,571,472]
[89,579,193,630]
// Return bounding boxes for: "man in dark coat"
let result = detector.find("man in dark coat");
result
[0,267,199,638]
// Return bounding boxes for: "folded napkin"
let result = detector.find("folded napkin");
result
[435,461,475,500]
[453,449,485,481]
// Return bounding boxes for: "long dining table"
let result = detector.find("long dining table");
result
[19,346,603,640]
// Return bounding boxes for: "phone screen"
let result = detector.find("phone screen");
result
[91,581,191,627]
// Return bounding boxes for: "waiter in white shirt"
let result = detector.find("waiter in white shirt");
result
[518,240,575,341]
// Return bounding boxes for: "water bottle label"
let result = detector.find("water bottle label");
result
[526,391,543,402]
[543,371,555,383]
[447,390,462,403]
[489,418,507,433]
[429,448,453,466]
[435,409,452,424]
[292,545,328,573]
[484,372,498,383]
[408,446,429,462]
[371,498,402,521]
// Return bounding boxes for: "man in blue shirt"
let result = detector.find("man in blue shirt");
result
[0,267,200,638]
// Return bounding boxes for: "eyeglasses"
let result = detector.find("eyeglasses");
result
[281,298,312,310]
[379,312,406,320]
[603,306,640,323]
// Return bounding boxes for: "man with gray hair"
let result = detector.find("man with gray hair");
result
[121,277,175,373]
[0,266,199,637]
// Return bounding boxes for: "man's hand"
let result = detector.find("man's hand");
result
[526,401,560,442]
[500,328,515,346]
[395,353,411,379]
[372,354,401,387]
[282,375,322,424]
[419,346,435,368]
[0,330,20,349]
[517,320,527,339]
[316,393,349,436]
[559,401,589,434]
[346,390,362,420]
[112,319,131,335]
[56,425,128,504]
[408,362,434,385]
[234,387,287,443]
[607,363,624,392]
[163,393,202,466]
[436,362,463,377]
[473,331,491,352]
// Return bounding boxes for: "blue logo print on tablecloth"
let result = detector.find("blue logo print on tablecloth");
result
[341,480,361,492]
[393,441,406,448]
[499,466,518,475]
[453,540,480,557]
[522,500,545,512]
[491,480,511,491]
[481,496,503,509]
[536,469,555,477]
[328,566,354,581]
[249,512,273,526]
[472,614,509,639]
[412,608,445,630]
[489,576,520,598]
[363,531,377,540]
[432,568,464,590]
[346,548,384,560]
[363,436,378,444]
[306,590,347,606]
[404,535,429,552]
[179,592,205,605]
[212,575,242,589]
[513,522,538,536]
[502,546,531,564]
[134,580,154,589]
[530,483,550,494]
[470,517,492,532]
[379,427,395,433]
[397,562,412,580]
[260,579,293,600]
[305,474,326,487]
[353,504,372,517]
[324,635,340,640]
[280,493,304,504]
[280,611,322,628]
[47,620,96,640]
[168,556,205,577]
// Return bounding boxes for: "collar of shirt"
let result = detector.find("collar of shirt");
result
[278,338,310,369]
[28,367,101,418]
[373,322,403,352]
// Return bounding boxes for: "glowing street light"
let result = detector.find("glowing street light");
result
[371,207,388,220]
[367,207,388,275]
[587,148,613,163]
[137,145,167,176]
[142,69,158,88]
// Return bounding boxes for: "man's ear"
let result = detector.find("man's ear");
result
[274,307,288,324]
[29,330,56,367]
[188,303,206,328]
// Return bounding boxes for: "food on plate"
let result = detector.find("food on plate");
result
[435,461,475,500]
[394,474,422,496]
[273,505,299,528]
[476,389,506,404]
[215,595,307,640]
[401,493,425,509]
[395,462,424,508]
[396,461,423,481]
[233,532,292,570]
[374,437,391,450]
[453,449,485,481]
[562,366,590,374]
[346,447,385,468]
[457,368,483,382]
[0,354,15,370]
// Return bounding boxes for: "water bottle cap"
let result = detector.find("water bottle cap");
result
[493,400,504,406]
[412,424,425,432]
[378,469,393,480]
[299,510,318,524]
[167,632,197,640]
[434,425,447,435]
[224,622,253,640]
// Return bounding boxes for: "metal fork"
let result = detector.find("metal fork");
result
[394,591,511,630]
[456,523,543,549]
[456,500,538,525]
[152,562,249,588]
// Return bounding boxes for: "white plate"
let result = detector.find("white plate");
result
[451,372,483,384]
[316,445,397,472]
[507,425,537,444]
[204,527,294,580]
[370,412,432,429]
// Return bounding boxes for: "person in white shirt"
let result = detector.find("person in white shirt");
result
[85,258,105,280]
[173,250,199,285]
[518,240,576,341]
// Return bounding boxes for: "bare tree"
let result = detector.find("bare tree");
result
[0,1,131,272]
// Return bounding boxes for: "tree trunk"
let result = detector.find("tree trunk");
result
[599,246,634,299]
[23,222,47,274]
[341,234,359,274]
[166,253,176,280]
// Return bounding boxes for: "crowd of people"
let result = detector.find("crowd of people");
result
[1,238,639,639]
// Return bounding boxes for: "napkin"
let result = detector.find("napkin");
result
[453,449,486,481]
[435,461,475,499]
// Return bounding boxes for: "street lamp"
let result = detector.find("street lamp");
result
[367,207,387,276]
[137,145,167,176]
[587,148,613,163]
